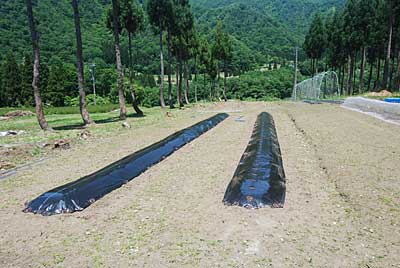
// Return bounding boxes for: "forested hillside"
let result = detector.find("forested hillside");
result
[0,0,342,113]
[303,0,400,93]
[0,0,344,65]
[192,0,345,59]
[0,0,109,63]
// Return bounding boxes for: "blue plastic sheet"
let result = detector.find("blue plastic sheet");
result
[384,98,400,104]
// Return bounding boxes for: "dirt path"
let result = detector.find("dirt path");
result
[0,101,398,268]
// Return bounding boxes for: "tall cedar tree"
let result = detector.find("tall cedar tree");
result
[179,0,195,105]
[170,0,195,107]
[147,0,173,108]
[121,0,144,115]
[21,54,34,106]
[198,36,211,99]
[166,1,176,108]
[111,0,128,119]
[382,0,395,89]
[26,0,50,130]
[72,0,93,125]
[212,21,233,101]
[304,14,326,76]
[1,53,21,107]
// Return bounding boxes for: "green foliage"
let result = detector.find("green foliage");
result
[138,86,161,107]
[45,60,77,106]
[0,0,346,110]
[192,0,345,62]
[121,0,145,36]
[64,94,111,106]
[0,104,120,116]
[147,0,173,30]
[0,0,344,65]
[212,21,230,63]
[227,68,301,100]
[20,54,34,106]
[1,52,21,107]
[304,14,326,60]
[303,0,400,93]
[136,74,156,87]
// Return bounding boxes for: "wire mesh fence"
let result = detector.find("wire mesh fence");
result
[293,71,340,100]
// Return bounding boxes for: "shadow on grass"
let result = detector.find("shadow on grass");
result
[53,113,146,131]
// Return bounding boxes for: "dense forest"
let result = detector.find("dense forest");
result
[303,0,400,94]
[0,0,344,128]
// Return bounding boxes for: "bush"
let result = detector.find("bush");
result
[227,68,301,100]
[64,94,111,106]
[140,87,160,108]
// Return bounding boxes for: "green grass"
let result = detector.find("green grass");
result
[0,105,169,146]
[0,104,120,116]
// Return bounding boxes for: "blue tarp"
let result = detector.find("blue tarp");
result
[384,98,400,104]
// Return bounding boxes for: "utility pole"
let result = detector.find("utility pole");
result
[293,46,298,100]
[90,63,96,105]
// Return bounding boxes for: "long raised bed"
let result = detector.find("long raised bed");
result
[223,112,286,208]
[24,113,229,216]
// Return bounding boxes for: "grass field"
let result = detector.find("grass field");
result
[0,104,193,170]
[0,104,120,116]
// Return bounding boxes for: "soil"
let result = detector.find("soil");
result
[4,110,35,118]
[0,101,399,268]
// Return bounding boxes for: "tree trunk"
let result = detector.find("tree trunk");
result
[176,63,180,105]
[367,60,373,92]
[178,59,184,107]
[184,61,189,104]
[382,16,393,89]
[194,59,198,102]
[26,0,50,131]
[210,79,213,100]
[395,50,400,91]
[204,73,207,100]
[375,57,381,90]
[359,47,366,94]
[217,70,221,100]
[72,0,93,125]
[112,0,127,119]
[390,41,396,89]
[310,59,313,77]
[167,29,174,109]
[346,56,351,95]
[338,65,342,94]
[352,55,356,93]
[158,28,166,108]
[128,32,143,115]
[293,47,298,99]
[223,65,227,102]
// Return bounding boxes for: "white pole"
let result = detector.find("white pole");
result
[293,46,298,101]
[90,63,96,106]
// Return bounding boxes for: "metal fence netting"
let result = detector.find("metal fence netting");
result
[293,71,340,100]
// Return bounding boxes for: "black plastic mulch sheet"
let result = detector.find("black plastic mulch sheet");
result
[223,112,286,209]
[24,113,229,216]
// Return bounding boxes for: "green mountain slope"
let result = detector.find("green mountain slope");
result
[0,0,109,63]
[0,0,344,66]
[192,0,345,59]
